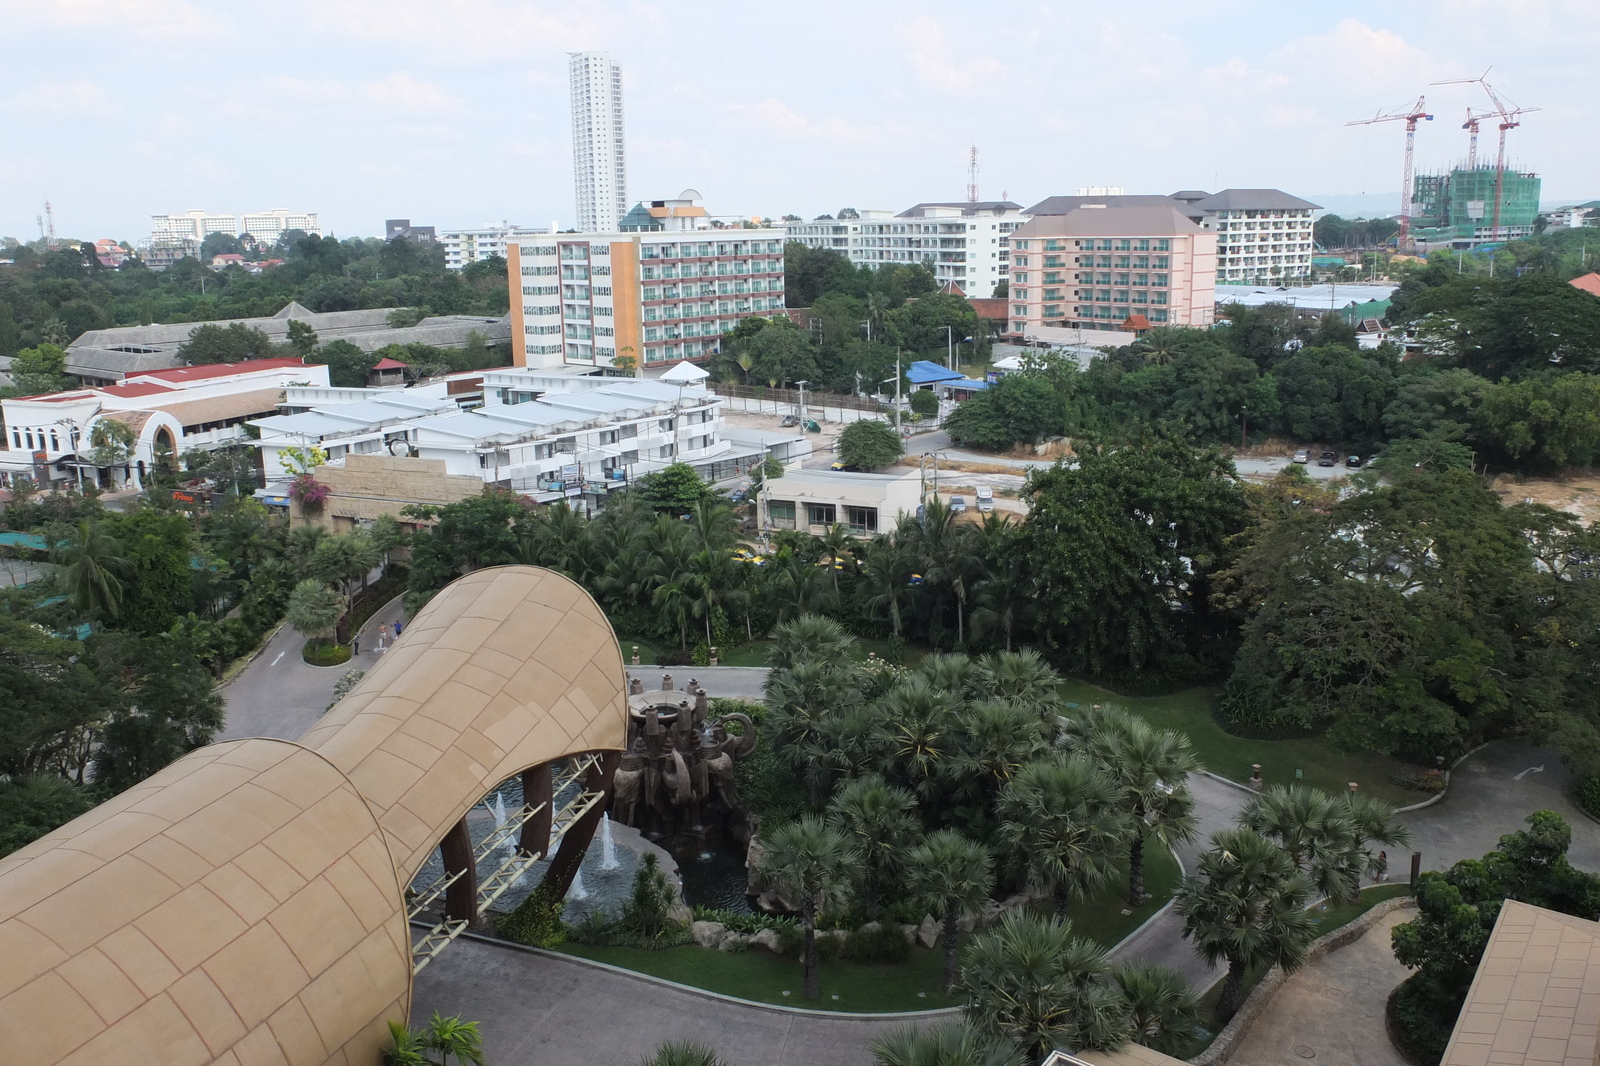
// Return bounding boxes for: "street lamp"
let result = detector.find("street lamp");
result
[940,325,972,372]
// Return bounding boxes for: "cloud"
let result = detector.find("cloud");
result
[1273,19,1439,90]
[0,0,223,37]
[899,16,1004,91]
[723,99,878,143]
[7,80,117,118]
[309,0,615,51]
[359,74,467,113]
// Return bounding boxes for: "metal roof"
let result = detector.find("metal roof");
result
[906,360,964,384]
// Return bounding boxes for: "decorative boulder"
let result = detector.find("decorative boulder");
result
[899,924,919,945]
[749,928,783,953]
[691,920,727,948]
[916,914,941,949]
[717,932,748,952]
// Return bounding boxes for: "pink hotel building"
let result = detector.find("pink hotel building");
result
[1008,200,1217,334]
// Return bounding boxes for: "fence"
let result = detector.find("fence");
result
[710,382,889,425]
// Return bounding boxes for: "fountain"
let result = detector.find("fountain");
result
[567,868,590,901]
[599,813,621,872]
[491,792,508,828]
[612,674,759,840]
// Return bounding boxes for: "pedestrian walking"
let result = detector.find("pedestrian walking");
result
[376,633,386,655]
[394,619,404,637]
[1374,850,1388,883]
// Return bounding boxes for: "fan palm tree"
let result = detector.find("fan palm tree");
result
[1175,827,1318,1020]
[959,912,1130,1060]
[827,773,919,921]
[285,578,344,649]
[973,649,1060,721]
[765,613,857,670]
[944,700,1051,815]
[1112,961,1201,1057]
[907,830,995,992]
[1240,784,1409,904]
[421,1012,485,1066]
[284,524,327,576]
[870,1021,1025,1066]
[51,520,131,621]
[756,815,858,999]
[996,755,1130,915]
[873,674,959,801]
[1138,328,1183,366]
[1085,709,1201,906]
[638,1041,732,1066]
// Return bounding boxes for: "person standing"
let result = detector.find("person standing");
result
[1374,850,1389,883]
[352,635,360,656]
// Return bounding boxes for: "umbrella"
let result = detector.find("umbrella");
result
[660,361,710,385]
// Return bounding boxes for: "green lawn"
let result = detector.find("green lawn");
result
[557,940,963,1012]
[1071,842,1182,949]
[1055,680,1419,807]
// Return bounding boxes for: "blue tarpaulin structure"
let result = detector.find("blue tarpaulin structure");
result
[906,360,963,386]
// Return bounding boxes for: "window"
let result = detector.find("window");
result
[1133,274,1148,287]
[768,499,796,530]
[1154,240,1170,252]
[1153,257,1169,269]
[1135,239,1150,251]
[1153,274,1169,287]
[845,506,877,533]
[1116,239,1131,251]
[806,503,837,527]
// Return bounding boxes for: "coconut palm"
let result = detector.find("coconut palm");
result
[870,1021,1025,1066]
[996,755,1129,915]
[768,550,835,620]
[1112,961,1201,1057]
[913,495,978,644]
[817,522,857,599]
[50,520,131,621]
[1137,328,1183,366]
[907,830,995,992]
[652,575,695,650]
[1175,827,1318,1020]
[958,912,1129,1061]
[1085,709,1200,906]
[827,773,919,921]
[284,524,327,576]
[756,815,858,999]
[638,1041,732,1066]
[421,1012,485,1066]
[1240,784,1410,904]
[858,537,917,637]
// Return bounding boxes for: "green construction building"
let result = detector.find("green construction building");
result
[1411,167,1541,249]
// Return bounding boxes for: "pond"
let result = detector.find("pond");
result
[673,837,755,914]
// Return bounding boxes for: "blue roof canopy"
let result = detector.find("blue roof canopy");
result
[906,360,963,385]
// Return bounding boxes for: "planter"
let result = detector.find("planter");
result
[302,640,351,668]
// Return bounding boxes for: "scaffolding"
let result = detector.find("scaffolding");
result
[1411,166,1541,248]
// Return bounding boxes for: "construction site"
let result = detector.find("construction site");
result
[1348,68,1540,252]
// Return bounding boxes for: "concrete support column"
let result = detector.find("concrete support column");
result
[440,816,478,925]
[520,764,553,857]
[539,751,620,901]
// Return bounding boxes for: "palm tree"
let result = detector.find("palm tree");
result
[907,830,995,992]
[768,549,835,621]
[959,912,1129,1061]
[973,649,1060,721]
[1112,961,1201,1057]
[1175,827,1318,1020]
[870,1021,1025,1066]
[51,520,131,620]
[765,614,857,670]
[1138,328,1182,366]
[944,700,1051,817]
[285,578,344,650]
[1085,709,1200,906]
[996,756,1129,915]
[284,524,327,576]
[915,495,979,644]
[637,1041,732,1066]
[652,575,695,650]
[873,674,959,802]
[858,537,916,637]
[827,773,920,921]
[1240,785,1410,904]
[817,523,857,600]
[756,815,858,999]
[383,1021,430,1066]
[422,1011,485,1066]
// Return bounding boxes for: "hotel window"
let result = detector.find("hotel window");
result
[1135,239,1150,251]
[1043,288,1061,301]
[1134,256,1149,268]
[1116,239,1131,251]
[767,500,796,529]
[1115,273,1129,285]
[1043,304,1062,318]
[806,503,837,527]
[1153,274,1169,287]
[1153,292,1168,305]
[1012,271,1028,283]
[845,506,878,533]
[1012,289,1028,301]
[1153,257,1169,269]
[1133,274,1148,286]
[1154,240,1171,251]
[1114,290,1129,302]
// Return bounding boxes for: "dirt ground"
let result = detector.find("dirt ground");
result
[1488,471,1600,525]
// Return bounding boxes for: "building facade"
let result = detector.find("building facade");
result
[1008,203,1216,334]
[506,196,785,370]
[569,51,628,232]
[1171,189,1318,282]
[149,209,320,246]
[1412,167,1543,248]
[241,209,320,245]
[437,222,546,270]
[784,201,1025,298]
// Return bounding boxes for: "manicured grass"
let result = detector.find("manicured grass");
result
[556,941,963,1012]
[302,640,351,667]
[1055,679,1419,807]
[1071,841,1182,949]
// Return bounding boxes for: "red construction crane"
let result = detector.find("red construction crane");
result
[1459,107,1496,170]
[1433,69,1539,240]
[1347,95,1433,249]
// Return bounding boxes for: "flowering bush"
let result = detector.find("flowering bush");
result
[290,473,329,512]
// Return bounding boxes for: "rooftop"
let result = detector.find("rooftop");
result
[1024,194,1189,215]
[1186,188,1321,212]
[131,357,309,384]
[895,201,1024,218]
[1569,273,1600,298]
[1015,205,1206,238]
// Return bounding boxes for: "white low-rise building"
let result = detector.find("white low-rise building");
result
[758,468,924,537]
[250,372,765,514]
[438,222,549,271]
[0,358,328,492]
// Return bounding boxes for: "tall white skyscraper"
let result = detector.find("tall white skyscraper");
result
[568,51,627,232]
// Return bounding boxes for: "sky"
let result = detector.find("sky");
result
[3,0,1598,243]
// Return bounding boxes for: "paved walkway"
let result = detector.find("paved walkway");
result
[219,592,407,741]
[410,936,923,1066]
[1228,908,1413,1066]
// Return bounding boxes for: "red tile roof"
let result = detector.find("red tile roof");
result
[372,357,408,370]
[1569,273,1600,298]
[131,357,306,383]
[98,381,179,398]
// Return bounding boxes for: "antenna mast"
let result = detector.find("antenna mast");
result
[966,145,979,204]
[44,201,58,250]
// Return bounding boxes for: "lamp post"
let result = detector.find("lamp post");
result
[880,351,902,434]
[940,325,971,372]
[55,418,85,492]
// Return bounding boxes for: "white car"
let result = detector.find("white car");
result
[976,487,994,512]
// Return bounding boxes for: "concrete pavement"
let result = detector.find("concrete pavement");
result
[410,935,924,1066]
[626,665,770,701]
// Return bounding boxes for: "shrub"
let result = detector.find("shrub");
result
[690,906,795,935]
[909,388,940,417]
[775,923,805,956]
[842,922,912,964]
[497,883,567,948]
[1387,976,1459,1066]
[1575,775,1600,820]
[302,640,352,667]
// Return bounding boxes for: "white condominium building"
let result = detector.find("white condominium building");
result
[507,192,785,370]
[784,201,1026,298]
[241,210,320,245]
[149,209,321,247]
[1170,189,1319,283]
[569,51,628,232]
[438,222,548,270]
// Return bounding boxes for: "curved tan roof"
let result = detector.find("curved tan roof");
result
[0,566,627,1066]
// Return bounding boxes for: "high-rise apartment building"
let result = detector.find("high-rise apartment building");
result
[784,201,1026,298]
[569,51,628,232]
[1169,189,1318,282]
[507,193,785,371]
[1008,203,1216,334]
[241,210,320,244]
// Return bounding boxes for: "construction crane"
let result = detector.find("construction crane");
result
[1459,108,1496,170]
[1347,95,1433,249]
[1433,69,1539,240]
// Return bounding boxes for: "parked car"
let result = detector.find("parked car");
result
[949,495,967,513]
[1346,454,1364,468]
[1293,449,1310,464]
[976,487,994,512]
[779,414,800,427]
[1317,451,1338,467]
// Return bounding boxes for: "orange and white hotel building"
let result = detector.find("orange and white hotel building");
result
[1008,202,1216,334]
[506,193,786,370]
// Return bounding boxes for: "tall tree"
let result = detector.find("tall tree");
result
[907,829,995,992]
[756,815,857,999]
[1082,708,1200,906]
[827,773,920,922]
[996,756,1129,914]
[50,521,131,621]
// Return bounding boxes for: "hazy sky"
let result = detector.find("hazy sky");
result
[3,0,1596,242]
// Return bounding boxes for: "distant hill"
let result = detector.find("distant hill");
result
[1308,193,1400,219]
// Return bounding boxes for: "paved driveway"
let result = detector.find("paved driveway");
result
[411,936,928,1066]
